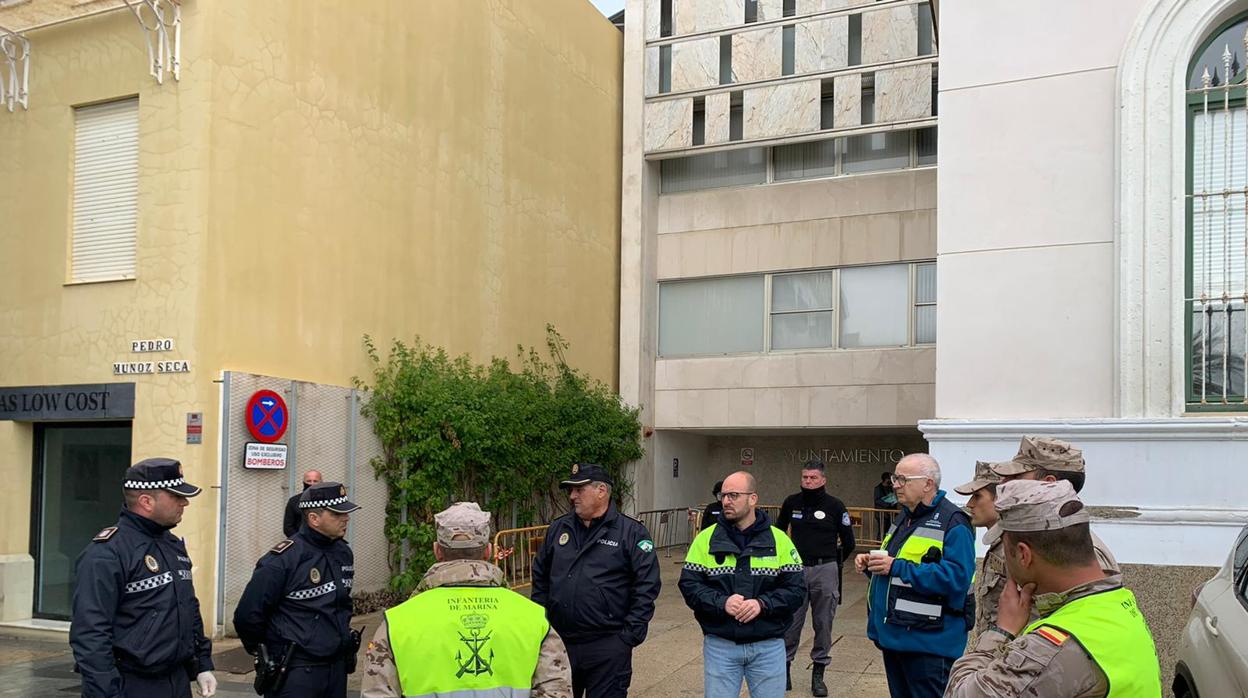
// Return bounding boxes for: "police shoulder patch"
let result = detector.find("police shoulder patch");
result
[93,526,118,542]
[638,539,655,553]
[270,539,294,555]
[1033,625,1070,646]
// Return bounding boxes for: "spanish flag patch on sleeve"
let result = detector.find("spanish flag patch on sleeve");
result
[1034,626,1070,646]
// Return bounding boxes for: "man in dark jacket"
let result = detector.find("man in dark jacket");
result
[70,458,216,698]
[531,463,661,698]
[282,470,322,538]
[694,480,723,532]
[234,482,360,698]
[679,471,806,698]
[776,461,855,696]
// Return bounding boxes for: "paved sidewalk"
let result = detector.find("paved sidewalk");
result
[0,549,889,697]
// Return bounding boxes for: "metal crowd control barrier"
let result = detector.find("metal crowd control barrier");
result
[492,525,548,591]
[491,505,899,590]
[636,508,701,557]
[851,506,896,548]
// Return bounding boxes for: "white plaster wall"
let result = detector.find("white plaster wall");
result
[938,0,1148,91]
[923,419,1248,566]
[935,0,1133,419]
[936,245,1115,419]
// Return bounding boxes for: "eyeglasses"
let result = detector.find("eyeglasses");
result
[719,491,755,502]
[890,474,929,486]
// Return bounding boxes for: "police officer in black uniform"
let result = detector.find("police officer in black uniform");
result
[776,460,856,696]
[531,463,662,698]
[70,457,217,698]
[697,480,724,532]
[233,482,360,698]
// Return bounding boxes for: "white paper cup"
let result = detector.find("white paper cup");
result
[869,549,887,560]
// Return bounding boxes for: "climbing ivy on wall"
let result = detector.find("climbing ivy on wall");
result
[357,325,643,590]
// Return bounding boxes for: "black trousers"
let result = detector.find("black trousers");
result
[119,669,192,698]
[881,649,954,698]
[267,657,348,698]
[565,634,633,698]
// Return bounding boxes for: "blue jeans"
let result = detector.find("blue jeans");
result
[703,635,786,698]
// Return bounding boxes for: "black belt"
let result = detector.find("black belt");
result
[802,557,839,567]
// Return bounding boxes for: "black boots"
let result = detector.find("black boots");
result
[785,661,792,691]
[811,663,828,697]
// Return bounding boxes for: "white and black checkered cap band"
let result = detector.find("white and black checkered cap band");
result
[300,495,355,509]
[124,478,185,489]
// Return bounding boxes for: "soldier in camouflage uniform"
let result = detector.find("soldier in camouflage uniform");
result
[944,480,1161,697]
[986,437,1121,615]
[952,461,1003,643]
[361,503,571,698]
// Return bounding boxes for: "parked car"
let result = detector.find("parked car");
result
[1174,523,1248,697]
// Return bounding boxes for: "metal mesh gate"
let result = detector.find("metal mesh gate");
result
[217,372,389,635]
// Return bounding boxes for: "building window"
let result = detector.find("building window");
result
[1187,14,1248,407]
[659,275,766,356]
[771,271,835,349]
[659,45,672,93]
[782,25,796,75]
[72,97,139,283]
[658,263,935,357]
[745,0,758,24]
[839,264,909,348]
[918,2,935,56]
[914,262,936,344]
[665,129,935,193]
[720,35,733,85]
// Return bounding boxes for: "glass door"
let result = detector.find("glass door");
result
[33,423,131,619]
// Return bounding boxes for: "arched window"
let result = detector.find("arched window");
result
[1188,13,1248,407]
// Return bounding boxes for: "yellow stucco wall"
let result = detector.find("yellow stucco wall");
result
[0,0,622,628]
[199,0,623,387]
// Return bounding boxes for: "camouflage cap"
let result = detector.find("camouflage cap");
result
[953,461,1003,495]
[434,502,492,549]
[989,436,1085,477]
[994,480,1090,532]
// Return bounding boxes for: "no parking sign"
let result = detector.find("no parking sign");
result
[245,389,288,443]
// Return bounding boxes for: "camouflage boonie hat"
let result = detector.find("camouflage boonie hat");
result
[435,502,492,548]
[954,461,1003,495]
[994,480,1090,532]
[990,435,1085,477]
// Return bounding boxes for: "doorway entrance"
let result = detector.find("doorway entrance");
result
[32,423,131,619]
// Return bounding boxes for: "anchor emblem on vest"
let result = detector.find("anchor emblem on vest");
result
[455,630,494,677]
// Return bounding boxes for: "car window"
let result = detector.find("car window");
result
[1236,524,1248,585]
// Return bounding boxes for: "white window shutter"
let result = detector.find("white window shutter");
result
[72,98,138,282]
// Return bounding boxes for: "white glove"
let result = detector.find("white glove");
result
[196,671,218,697]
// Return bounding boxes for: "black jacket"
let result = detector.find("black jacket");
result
[699,500,722,531]
[70,510,213,697]
[678,510,807,644]
[233,526,356,659]
[776,488,855,564]
[283,492,303,538]
[531,504,662,646]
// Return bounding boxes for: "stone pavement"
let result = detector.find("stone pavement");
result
[0,550,887,697]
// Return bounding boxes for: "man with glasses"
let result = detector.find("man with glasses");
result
[853,454,974,698]
[283,470,323,537]
[776,461,855,696]
[679,471,806,698]
[531,464,661,698]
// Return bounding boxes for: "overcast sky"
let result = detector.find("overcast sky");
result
[590,0,626,17]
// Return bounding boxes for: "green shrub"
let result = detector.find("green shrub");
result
[357,325,642,590]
